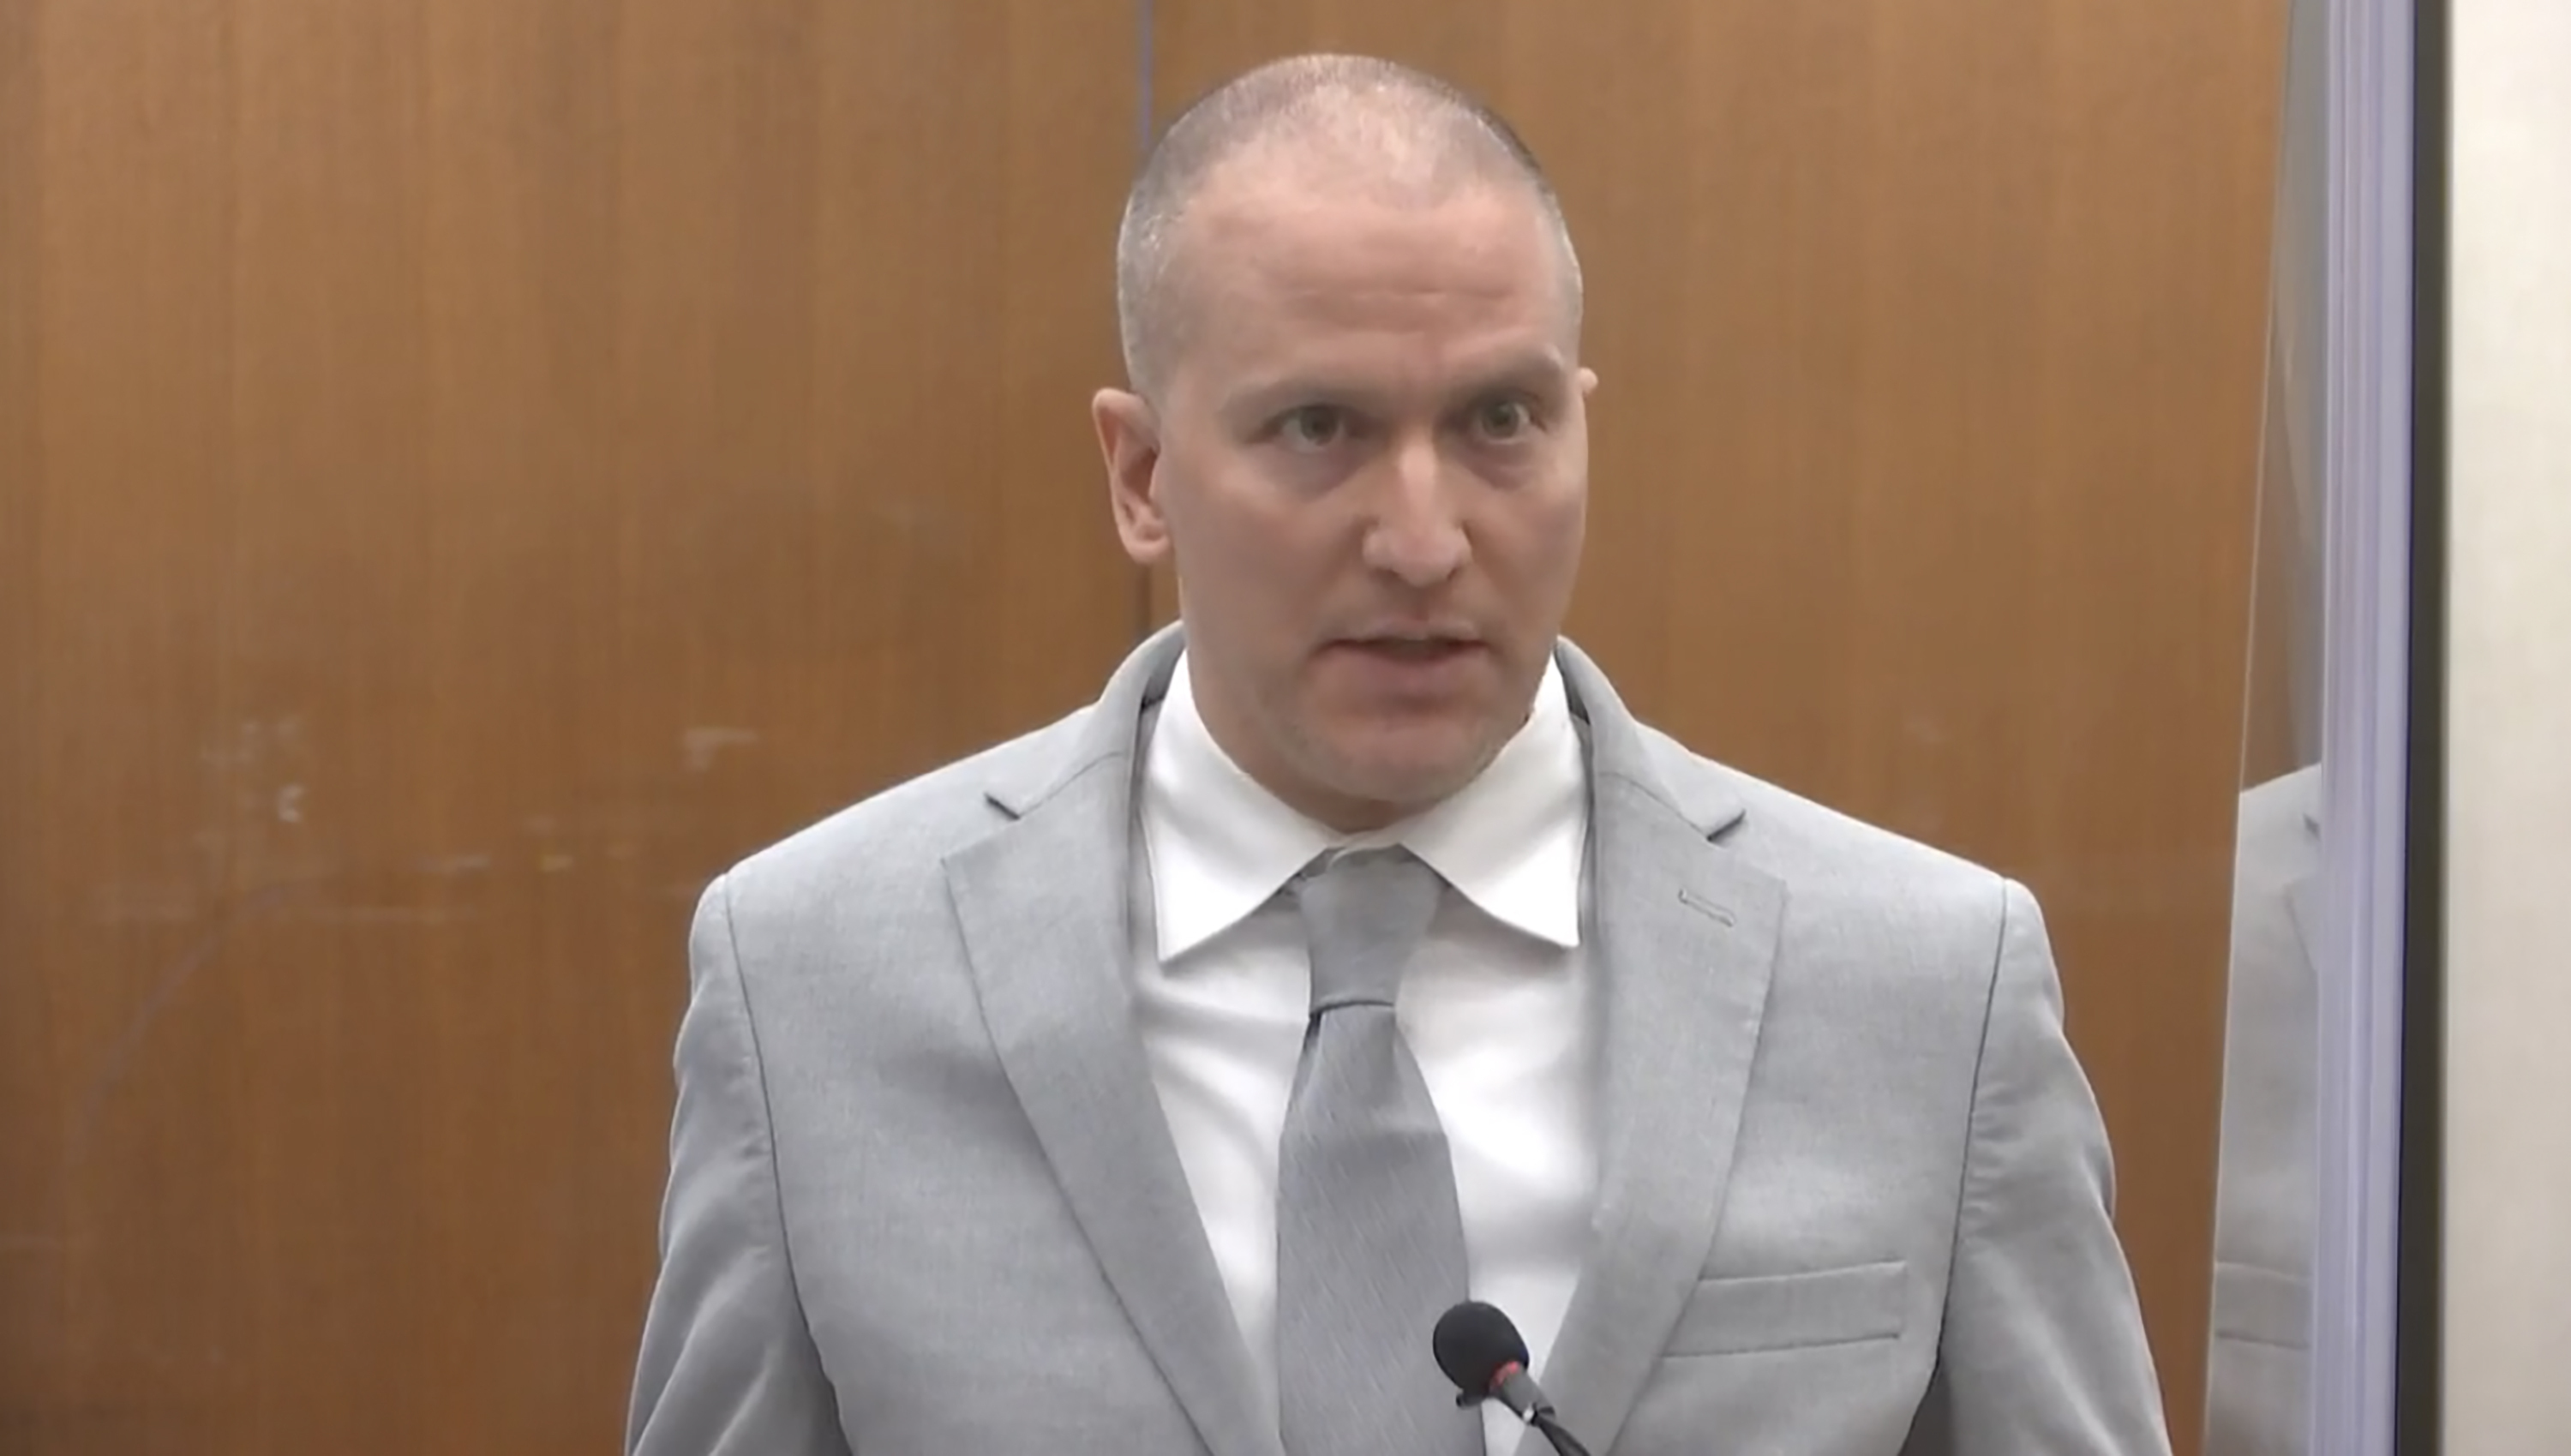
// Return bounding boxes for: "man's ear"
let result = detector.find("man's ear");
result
[1578,366,1600,399]
[1092,388,1170,566]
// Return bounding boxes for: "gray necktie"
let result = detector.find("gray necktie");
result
[1275,848,1480,1456]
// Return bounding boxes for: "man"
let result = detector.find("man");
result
[626,53,2172,1456]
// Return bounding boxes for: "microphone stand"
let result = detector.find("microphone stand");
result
[1464,1376,1592,1456]
[1528,1410,1593,1456]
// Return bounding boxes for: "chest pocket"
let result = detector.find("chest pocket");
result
[1663,1259,1909,1357]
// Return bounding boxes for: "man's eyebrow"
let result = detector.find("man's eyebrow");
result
[1223,375,1357,416]
[1447,347,1573,398]
[1221,348,1573,419]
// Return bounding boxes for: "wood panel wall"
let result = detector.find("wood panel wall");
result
[0,3,1137,1452]
[1,3,2280,1453]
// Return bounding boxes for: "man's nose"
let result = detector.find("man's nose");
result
[1359,439,1470,587]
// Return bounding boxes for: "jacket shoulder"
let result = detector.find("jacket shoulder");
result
[1637,722,2022,923]
[715,704,1100,916]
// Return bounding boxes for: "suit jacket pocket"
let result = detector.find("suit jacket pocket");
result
[1664,1260,1909,1357]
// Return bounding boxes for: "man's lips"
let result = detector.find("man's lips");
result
[1337,643,1481,658]
[1325,635,1489,664]
[1330,625,1485,648]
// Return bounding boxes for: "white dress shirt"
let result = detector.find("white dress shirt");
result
[1132,650,1597,1456]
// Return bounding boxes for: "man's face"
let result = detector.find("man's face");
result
[1094,163,1596,831]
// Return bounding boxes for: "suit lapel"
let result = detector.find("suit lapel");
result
[942,632,1782,1456]
[943,629,1281,1456]
[1525,644,1787,1456]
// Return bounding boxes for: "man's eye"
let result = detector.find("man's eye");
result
[1275,405,1348,450]
[1473,398,1536,440]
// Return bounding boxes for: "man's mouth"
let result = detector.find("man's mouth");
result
[1338,635,1482,662]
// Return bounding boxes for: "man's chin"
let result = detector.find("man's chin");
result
[1316,735,1502,816]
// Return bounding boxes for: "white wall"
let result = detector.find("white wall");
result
[2443,0,2571,1447]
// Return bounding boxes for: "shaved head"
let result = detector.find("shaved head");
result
[1114,54,1584,399]
[1088,54,1597,830]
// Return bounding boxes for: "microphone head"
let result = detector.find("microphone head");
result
[1432,1301,1531,1399]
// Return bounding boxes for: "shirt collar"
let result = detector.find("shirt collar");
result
[1140,650,1588,962]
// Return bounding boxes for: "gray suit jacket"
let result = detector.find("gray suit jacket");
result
[626,631,2171,1456]
[2203,766,2322,1456]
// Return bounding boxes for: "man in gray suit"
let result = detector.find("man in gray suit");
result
[626,53,2171,1456]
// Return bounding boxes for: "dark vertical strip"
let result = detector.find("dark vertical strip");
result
[2393,0,2448,1447]
[0,0,41,888]
[1129,0,1160,644]
[1136,0,1158,161]
[0,0,50,1353]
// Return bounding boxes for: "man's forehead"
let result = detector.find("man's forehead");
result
[1140,146,1579,404]
[1191,279,1572,401]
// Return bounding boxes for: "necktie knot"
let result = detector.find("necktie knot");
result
[1292,847,1443,1016]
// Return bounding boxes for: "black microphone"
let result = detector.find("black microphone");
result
[1432,1302,1594,1456]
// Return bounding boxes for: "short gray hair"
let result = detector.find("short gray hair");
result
[1113,54,1584,398]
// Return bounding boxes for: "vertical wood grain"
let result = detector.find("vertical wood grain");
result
[0,3,1138,1450]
